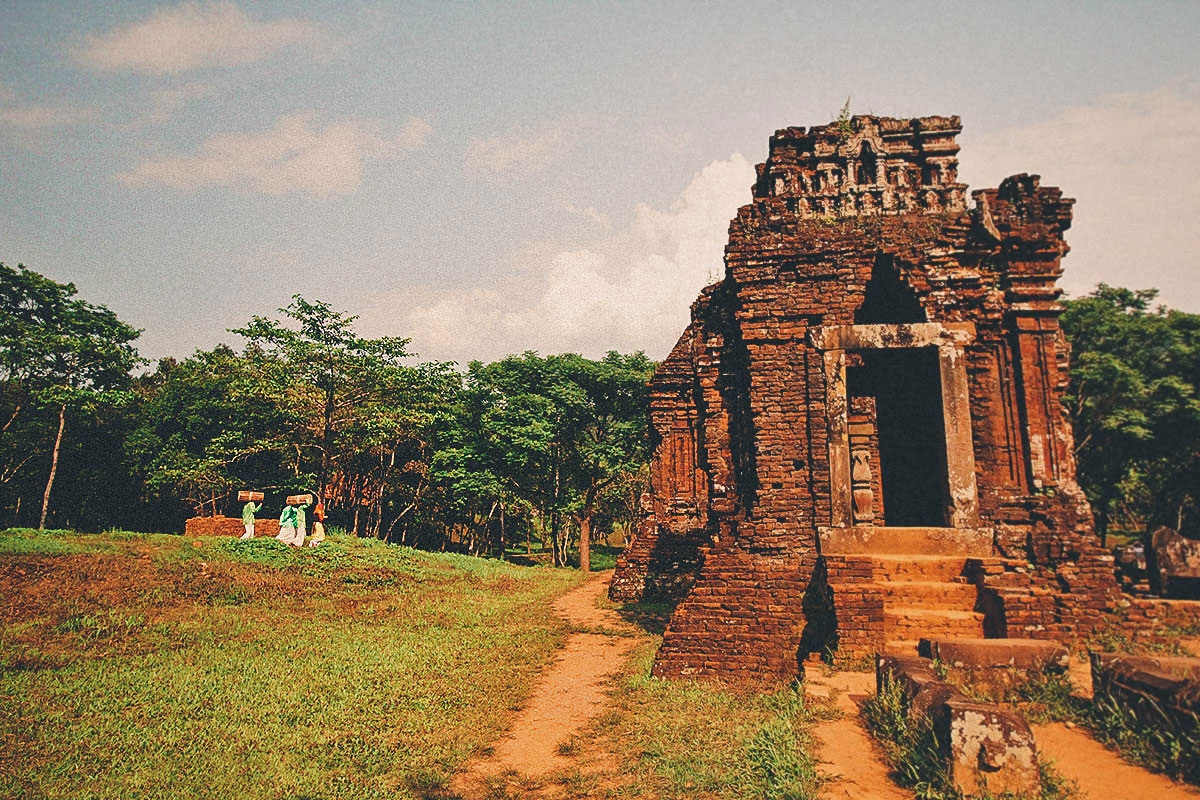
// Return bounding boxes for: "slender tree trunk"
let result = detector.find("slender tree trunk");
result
[319,387,334,500]
[579,515,591,573]
[38,403,65,530]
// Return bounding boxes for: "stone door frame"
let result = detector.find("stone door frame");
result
[809,322,981,529]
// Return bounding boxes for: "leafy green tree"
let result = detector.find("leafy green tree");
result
[232,296,416,502]
[433,351,652,567]
[126,346,303,516]
[1061,285,1200,540]
[0,263,141,528]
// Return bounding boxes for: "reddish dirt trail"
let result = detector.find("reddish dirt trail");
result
[1034,722,1200,799]
[806,670,914,799]
[1034,653,1200,800]
[452,573,634,798]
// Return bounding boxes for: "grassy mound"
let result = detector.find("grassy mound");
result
[0,529,584,799]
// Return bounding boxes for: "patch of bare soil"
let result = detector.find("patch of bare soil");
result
[452,573,635,799]
[806,669,914,799]
[0,554,394,667]
[1034,722,1200,799]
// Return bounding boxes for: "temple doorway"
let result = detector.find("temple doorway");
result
[847,347,949,526]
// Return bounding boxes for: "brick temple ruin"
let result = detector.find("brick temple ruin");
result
[610,114,1133,680]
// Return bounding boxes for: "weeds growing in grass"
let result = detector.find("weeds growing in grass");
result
[978,671,1086,725]
[861,680,956,799]
[55,608,145,648]
[594,644,828,799]
[998,666,1200,786]
[740,686,825,800]
[862,679,1078,800]
[1087,691,1200,785]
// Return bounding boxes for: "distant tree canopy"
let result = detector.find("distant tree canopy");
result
[0,271,653,566]
[3,260,1197,559]
[1061,285,1200,539]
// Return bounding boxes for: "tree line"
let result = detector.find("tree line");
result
[0,263,653,567]
[1,263,1197,561]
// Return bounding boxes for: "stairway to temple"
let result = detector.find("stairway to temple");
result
[870,555,985,655]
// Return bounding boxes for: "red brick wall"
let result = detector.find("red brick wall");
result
[184,516,281,538]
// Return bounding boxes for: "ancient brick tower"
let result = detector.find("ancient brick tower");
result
[610,115,1121,680]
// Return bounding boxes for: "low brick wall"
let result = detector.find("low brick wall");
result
[184,516,281,538]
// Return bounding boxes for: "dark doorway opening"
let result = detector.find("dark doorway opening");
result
[847,347,948,526]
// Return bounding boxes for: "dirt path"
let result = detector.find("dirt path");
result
[1034,722,1200,799]
[806,670,913,799]
[1035,652,1200,800]
[452,573,635,798]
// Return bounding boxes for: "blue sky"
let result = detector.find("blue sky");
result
[2,1,1198,363]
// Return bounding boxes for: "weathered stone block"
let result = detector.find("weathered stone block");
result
[919,637,1069,672]
[943,699,1040,797]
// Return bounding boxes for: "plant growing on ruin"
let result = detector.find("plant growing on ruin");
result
[835,97,853,141]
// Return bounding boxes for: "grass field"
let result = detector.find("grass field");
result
[0,529,584,800]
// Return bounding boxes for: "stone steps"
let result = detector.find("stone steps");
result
[885,608,986,642]
[876,580,977,609]
[874,554,984,649]
[870,555,970,583]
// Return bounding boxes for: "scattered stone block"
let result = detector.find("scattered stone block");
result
[1147,526,1200,598]
[944,699,1040,797]
[920,637,1069,671]
[1091,651,1200,730]
[877,654,1041,797]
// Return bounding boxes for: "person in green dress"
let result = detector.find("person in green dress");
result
[293,498,311,546]
[240,499,262,540]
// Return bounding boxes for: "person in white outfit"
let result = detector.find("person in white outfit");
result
[240,499,261,540]
[276,502,299,546]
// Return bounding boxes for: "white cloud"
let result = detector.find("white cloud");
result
[75,1,325,75]
[384,154,755,362]
[0,102,95,130]
[565,203,611,228]
[959,81,1200,310]
[464,124,570,176]
[0,86,96,146]
[124,81,218,128]
[115,113,431,196]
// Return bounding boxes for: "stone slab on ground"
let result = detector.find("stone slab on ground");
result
[919,637,1069,671]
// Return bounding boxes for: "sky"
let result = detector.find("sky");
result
[2,1,1198,365]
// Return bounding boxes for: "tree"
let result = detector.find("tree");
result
[554,352,654,571]
[1061,285,1200,541]
[432,351,653,567]
[232,296,414,501]
[126,346,303,516]
[0,263,142,528]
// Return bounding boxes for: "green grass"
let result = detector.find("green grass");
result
[0,528,586,800]
[589,639,830,799]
